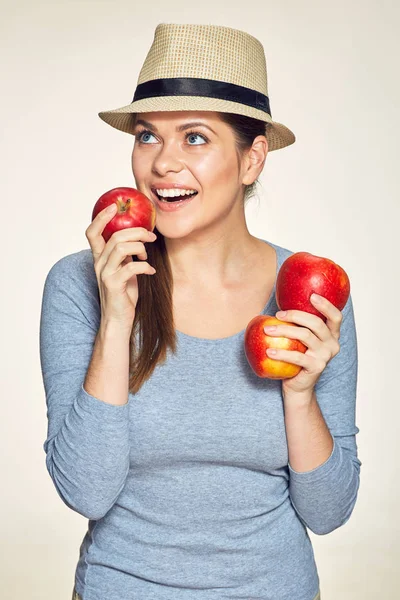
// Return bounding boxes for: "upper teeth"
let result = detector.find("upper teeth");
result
[155,189,197,197]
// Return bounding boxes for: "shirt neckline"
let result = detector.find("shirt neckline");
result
[176,239,283,344]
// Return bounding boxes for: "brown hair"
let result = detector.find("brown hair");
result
[128,112,269,393]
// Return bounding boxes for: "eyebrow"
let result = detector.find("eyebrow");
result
[133,119,217,136]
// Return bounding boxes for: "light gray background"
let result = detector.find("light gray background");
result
[1,1,399,598]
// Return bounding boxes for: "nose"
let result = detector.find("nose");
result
[152,139,183,176]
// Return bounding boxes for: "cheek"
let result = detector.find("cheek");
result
[131,148,148,179]
[193,153,238,190]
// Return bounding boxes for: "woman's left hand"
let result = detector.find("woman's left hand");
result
[264,293,343,396]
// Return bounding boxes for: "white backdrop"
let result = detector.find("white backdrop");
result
[1,1,399,598]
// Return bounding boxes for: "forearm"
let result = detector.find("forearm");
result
[40,259,134,520]
[282,389,334,472]
[84,319,132,406]
[46,320,132,520]
[283,389,360,535]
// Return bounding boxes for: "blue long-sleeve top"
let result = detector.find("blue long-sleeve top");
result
[39,239,361,600]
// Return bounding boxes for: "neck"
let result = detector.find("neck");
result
[164,217,261,288]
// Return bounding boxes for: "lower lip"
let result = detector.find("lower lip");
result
[152,191,198,212]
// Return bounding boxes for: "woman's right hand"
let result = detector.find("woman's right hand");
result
[85,204,157,332]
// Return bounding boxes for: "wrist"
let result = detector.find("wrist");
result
[99,318,133,341]
[282,388,316,408]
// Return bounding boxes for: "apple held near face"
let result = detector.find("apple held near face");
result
[244,315,307,379]
[276,252,350,322]
[92,187,156,243]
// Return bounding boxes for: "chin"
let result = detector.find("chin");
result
[159,229,190,240]
[156,217,196,234]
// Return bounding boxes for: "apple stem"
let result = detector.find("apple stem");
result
[119,199,131,212]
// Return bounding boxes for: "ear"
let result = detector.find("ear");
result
[241,136,268,186]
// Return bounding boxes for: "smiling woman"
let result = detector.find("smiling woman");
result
[95,24,296,395]
[133,113,264,197]
[126,108,273,387]
[37,22,361,600]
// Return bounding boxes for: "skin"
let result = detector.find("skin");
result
[131,111,269,289]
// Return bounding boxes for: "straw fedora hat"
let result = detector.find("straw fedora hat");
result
[98,23,295,152]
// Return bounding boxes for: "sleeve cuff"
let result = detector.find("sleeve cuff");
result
[76,382,131,421]
[288,437,340,483]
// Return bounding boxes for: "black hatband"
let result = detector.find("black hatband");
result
[132,77,271,116]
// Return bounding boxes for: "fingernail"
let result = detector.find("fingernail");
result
[149,231,157,239]
[276,311,287,317]
[311,293,320,302]
[106,204,117,213]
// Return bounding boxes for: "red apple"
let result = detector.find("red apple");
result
[244,315,307,379]
[276,252,350,322]
[92,187,156,243]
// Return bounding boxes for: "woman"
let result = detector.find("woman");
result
[39,23,361,600]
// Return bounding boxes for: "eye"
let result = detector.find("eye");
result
[135,129,208,146]
[135,130,156,144]
[185,131,207,145]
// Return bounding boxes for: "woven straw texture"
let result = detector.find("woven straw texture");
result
[98,23,296,152]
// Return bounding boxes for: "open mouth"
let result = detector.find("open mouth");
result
[151,189,198,203]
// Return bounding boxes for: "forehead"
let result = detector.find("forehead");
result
[133,111,223,126]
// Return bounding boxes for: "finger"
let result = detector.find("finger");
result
[266,347,309,367]
[96,227,156,272]
[103,241,153,276]
[105,260,156,288]
[85,204,117,259]
[264,324,319,351]
[266,347,323,374]
[103,227,154,260]
[310,294,343,339]
[275,305,331,343]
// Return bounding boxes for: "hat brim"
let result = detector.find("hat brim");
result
[98,96,295,152]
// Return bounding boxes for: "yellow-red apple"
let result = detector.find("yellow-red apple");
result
[244,315,307,379]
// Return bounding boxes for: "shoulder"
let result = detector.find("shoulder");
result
[44,249,96,288]
[261,238,295,266]
[42,249,100,323]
